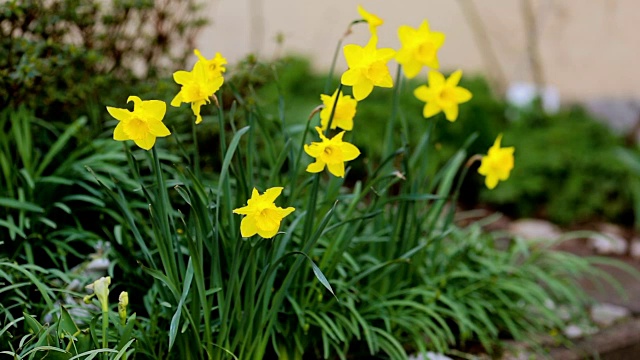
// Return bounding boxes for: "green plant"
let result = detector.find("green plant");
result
[0,261,136,358]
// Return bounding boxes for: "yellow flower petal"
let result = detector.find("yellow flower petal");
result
[306,160,326,173]
[453,88,473,102]
[443,105,459,122]
[343,44,364,68]
[446,70,463,87]
[138,100,166,122]
[352,80,374,101]
[423,102,441,118]
[134,133,156,151]
[428,71,445,89]
[240,216,258,237]
[148,121,171,137]
[113,122,128,141]
[106,107,132,122]
[340,142,361,161]
[173,70,192,85]
[327,162,346,178]
[262,187,284,203]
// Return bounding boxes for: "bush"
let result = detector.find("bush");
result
[0,0,207,122]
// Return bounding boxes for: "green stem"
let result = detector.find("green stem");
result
[383,64,404,159]
[101,309,108,359]
[192,120,201,179]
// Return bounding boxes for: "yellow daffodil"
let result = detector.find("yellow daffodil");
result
[357,5,383,36]
[304,127,360,178]
[171,60,223,124]
[194,49,227,80]
[478,134,515,189]
[320,90,357,131]
[413,70,472,122]
[86,276,111,312]
[233,187,295,239]
[341,36,396,101]
[396,20,446,79]
[107,96,170,150]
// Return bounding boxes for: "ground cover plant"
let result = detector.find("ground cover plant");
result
[0,3,629,359]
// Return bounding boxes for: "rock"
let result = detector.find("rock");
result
[587,224,628,255]
[591,303,631,327]
[631,239,640,259]
[408,352,452,360]
[507,219,562,241]
[563,324,584,339]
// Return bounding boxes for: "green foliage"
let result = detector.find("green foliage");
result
[0,260,137,358]
[2,12,637,360]
[481,107,635,225]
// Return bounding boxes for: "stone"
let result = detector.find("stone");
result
[507,218,562,241]
[587,225,628,255]
[591,303,631,327]
[563,324,584,339]
[408,352,453,360]
[630,239,640,259]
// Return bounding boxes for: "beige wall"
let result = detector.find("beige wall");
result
[197,0,639,101]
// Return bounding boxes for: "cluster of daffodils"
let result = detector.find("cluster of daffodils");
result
[105,5,516,240]
[106,50,294,239]
[305,5,513,188]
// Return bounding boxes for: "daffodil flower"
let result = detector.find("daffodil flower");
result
[357,5,383,36]
[341,36,396,101]
[320,90,357,131]
[194,49,227,80]
[304,127,360,178]
[107,96,170,150]
[233,187,295,239]
[396,20,446,79]
[171,60,223,124]
[413,70,472,122]
[478,134,515,189]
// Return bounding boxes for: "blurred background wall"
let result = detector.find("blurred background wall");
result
[196,0,638,102]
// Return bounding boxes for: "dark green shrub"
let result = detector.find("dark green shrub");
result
[0,0,207,122]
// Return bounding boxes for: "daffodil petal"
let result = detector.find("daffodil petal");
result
[306,160,325,173]
[139,100,166,122]
[402,60,422,80]
[340,142,360,161]
[113,122,129,140]
[428,71,445,89]
[262,187,284,203]
[352,80,374,101]
[453,87,473,103]
[170,92,183,107]
[106,107,132,122]
[173,70,192,85]
[341,68,360,86]
[148,121,171,137]
[443,105,459,122]
[327,162,346,178]
[413,85,431,102]
[134,133,156,151]
[240,216,258,237]
[423,102,441,118]
[343,44,364,68]
[446,70,463,87]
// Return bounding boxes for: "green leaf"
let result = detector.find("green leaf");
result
[0,197,44,213]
